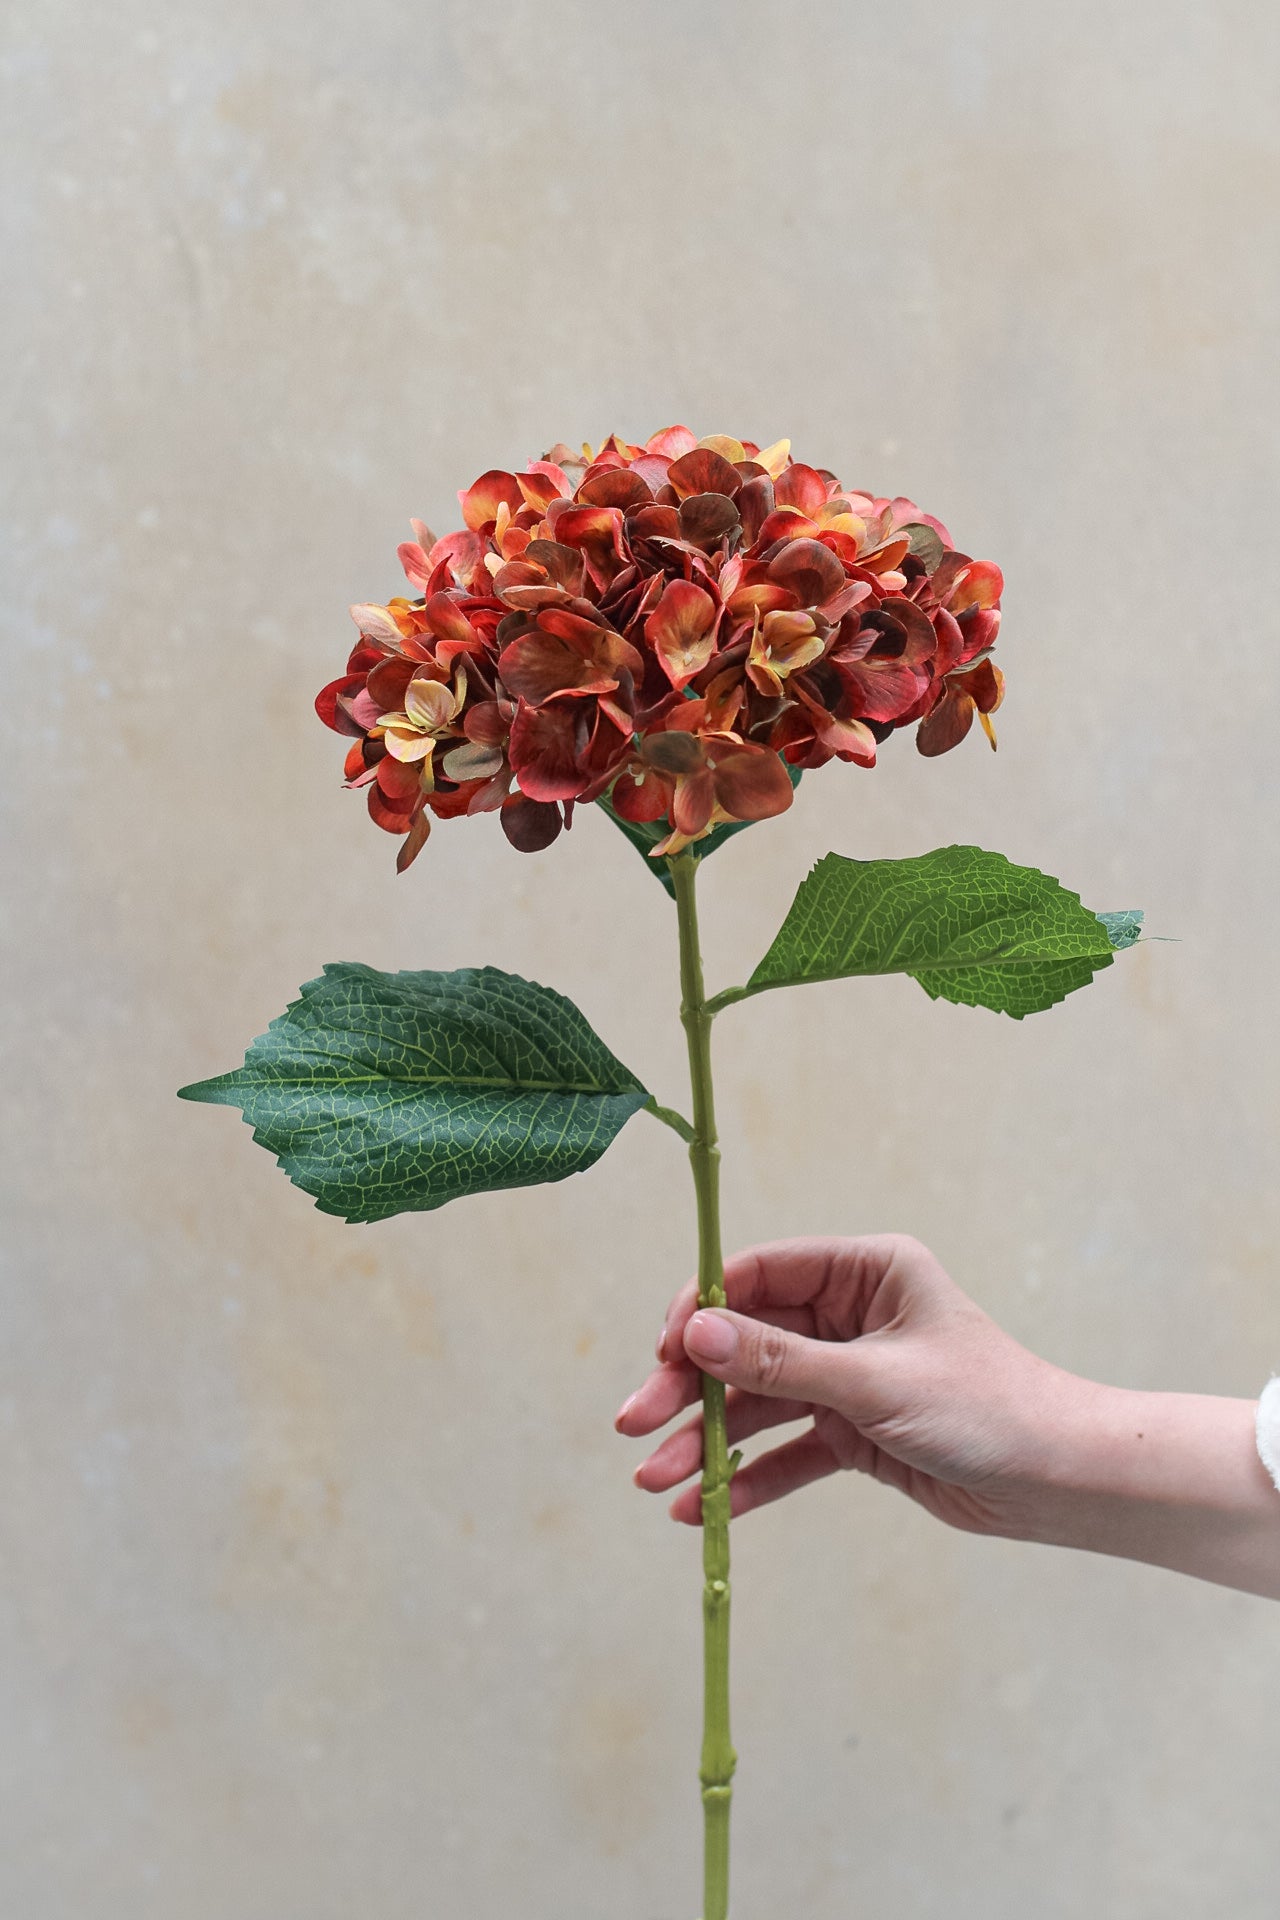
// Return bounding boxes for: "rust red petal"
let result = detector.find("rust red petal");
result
[578,469,654,510]
[395,812,432,872]
[367,784,416,833]
[666,448,743,501]
[365,656,417,712]
[678,493,741,552]
[376,755,424,804]
[766,537,847,609]
[552,506,629,588]
[711,746,795,821]
[522,539,587,592]
[509,700,592,801]
[672,769,717,836]
[645,579,720,691]
[737,474,776,544]
[773,464,830,516]
[839,659,928,723]
[500,794,563,852]
[916,686,975,756]
[315,674,368,736]
[610,766,672,824]
[500,634,613,705]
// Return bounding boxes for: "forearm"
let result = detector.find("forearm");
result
[1012,1376,1280,1600]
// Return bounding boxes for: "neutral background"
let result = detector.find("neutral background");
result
[5,3,1279,1915]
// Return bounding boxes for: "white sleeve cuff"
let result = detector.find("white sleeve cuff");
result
[1256,1377,1280,1493]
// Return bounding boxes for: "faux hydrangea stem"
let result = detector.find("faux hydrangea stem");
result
[669,850,737,1920]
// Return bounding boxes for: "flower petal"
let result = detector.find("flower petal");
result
[678,492,741,553]
[395,812,432,872]
[610,764,672,824]
[710,746,795,822]
[404,675,457,731]
[645,425,698,459]
[552,505,629,588]
[500,793,563,852]
[578,469,654,510]
[460,469,525,533]
[697,434,747,464]
[916,686,975,757]
[442,740,505,782]
[368,784,416,833]
[383,727,437,763]
[766,537,846,608]
[349,603,406,646]
[315,673,368,736]
[947,559,1003,612]
[645,579,720,690]
[672,769,717,836]
[773,464,829,516]
[365,656,417,713]
[666,448,743,501]
[754,438,792,480]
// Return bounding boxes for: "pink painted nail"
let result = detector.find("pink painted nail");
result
[614,1391,639,1430]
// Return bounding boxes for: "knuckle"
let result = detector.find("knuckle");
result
[752,1322,791,1392]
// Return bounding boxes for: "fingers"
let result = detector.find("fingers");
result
[614,1360,701,1437]
[683,1306,857,1409]
[634,1389,812,1492]
[657,1242,834,1361]
[617,1306,816,1437]
[667,1428,841,1525]
[657,1234,943,1358]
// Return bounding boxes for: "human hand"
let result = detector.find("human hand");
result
[615,1234,1072,1534]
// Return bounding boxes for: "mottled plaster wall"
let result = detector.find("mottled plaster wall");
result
[4,3,1280,1916]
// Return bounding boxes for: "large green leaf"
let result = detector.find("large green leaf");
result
[737,846,1142,1019]
[178,963,649,1222]
[597,763,803,897]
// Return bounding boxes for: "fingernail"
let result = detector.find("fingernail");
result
[656,1328,668,1362]
[686,1311,737,1363]
[614,1392,639,1430]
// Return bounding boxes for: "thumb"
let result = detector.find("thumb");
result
[684,1308,854,1408]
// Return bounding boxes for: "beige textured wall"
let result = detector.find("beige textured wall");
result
[5,3,1280,1915]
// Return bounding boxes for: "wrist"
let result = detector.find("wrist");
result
[1006,1374,1280,1598]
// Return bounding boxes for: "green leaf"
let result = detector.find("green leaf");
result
[742,846,1141,1019]
[597,763,803,897]
[1097,909,1144,951]
[178,963,649,1223]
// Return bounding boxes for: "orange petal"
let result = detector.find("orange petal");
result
[459,470,525,533]
[948,559,1004,612]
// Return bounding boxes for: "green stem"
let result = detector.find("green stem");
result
[668,850,737,1920]
[644,1098,698,1145]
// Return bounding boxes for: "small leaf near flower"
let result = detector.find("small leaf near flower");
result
[178,964,649,1223]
